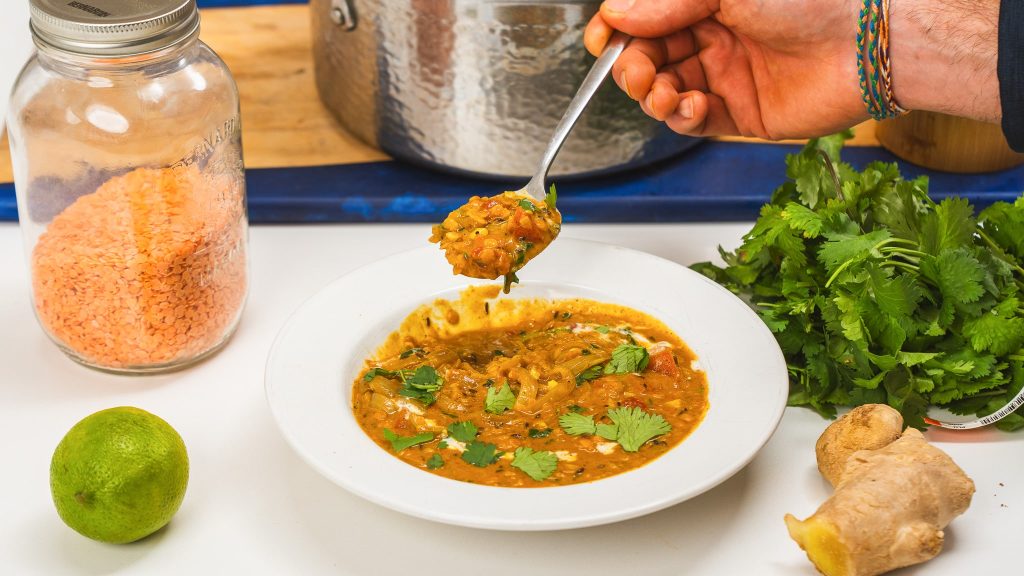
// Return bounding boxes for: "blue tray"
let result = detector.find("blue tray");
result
[2,142,1022,223]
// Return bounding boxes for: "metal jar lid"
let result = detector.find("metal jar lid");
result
[29,0,200,57]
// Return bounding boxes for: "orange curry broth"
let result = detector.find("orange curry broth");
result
[351,286,708,487]
[428,192,560,289]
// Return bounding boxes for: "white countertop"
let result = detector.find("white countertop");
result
[0,222,1019,575]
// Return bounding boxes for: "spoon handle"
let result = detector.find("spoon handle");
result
[525,31,630,199]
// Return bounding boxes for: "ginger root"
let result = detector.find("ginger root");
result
[785,404,975,576]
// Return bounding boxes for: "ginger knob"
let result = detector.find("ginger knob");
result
[785,404,975,576]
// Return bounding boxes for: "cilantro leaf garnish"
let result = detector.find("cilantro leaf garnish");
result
[502,271,520,294]
[426,454,444,469]
[528,427,552,438]
[567,404,586,414]
[485,380,516,414]
[446,421,479,443]
[365,365,444,406]
[575,364,604,385]
[599,407,672,452]
[399,347,425,359]
[545,183,558,210]
[403,365,443,390]
[397,365,444,406]
[363,367,398,382]
[595,325,611,334]
[511,447,558,481]
[604,344,650,374]
[517,199,537,212]
[461,441,500,467]
[558,412,596,435]
[382,428,434,452]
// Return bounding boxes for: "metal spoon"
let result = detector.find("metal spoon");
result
[519,32,630,201]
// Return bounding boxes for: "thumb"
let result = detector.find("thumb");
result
[600,0,718,38]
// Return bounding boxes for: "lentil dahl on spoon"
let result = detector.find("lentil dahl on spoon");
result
[429,33,629,292]
[429,188,560,293]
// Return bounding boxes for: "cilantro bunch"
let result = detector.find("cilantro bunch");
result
[694,131,1024,430]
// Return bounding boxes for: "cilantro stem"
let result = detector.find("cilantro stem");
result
[977,228,1024,277]
[882,237,921,247]
[817,149,844,204]
[880,247,926,260]
[825,237,916,288]
[881,260,920,274]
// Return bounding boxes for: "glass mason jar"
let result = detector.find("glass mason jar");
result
[7,0,248,373]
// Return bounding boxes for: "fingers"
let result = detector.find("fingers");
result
[583,13,614,56]
[600,0,719,38]
[638,54,705,121]
[640,73,681,121]
[668,56,708,93]
[664,90,739,136]
[612,39,664,100]
[611,32,696,101]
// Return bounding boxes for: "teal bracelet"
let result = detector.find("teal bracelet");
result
[857,0,893,120]
[856,0,873,115]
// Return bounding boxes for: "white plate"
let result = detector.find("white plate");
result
[265,238,788,530]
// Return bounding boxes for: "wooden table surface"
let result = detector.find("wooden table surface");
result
[0,4,879,184]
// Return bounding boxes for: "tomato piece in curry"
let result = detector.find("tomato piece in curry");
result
[429,191,561,292]
[351,288,709,487]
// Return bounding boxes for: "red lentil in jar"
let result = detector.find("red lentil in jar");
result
[31,167,247,370]
[7,0,248,372]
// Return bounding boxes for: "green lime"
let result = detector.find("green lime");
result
[50,407,189,543]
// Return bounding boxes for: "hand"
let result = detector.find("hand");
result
[584,0,869,139]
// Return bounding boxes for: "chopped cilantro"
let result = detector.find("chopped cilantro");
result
[447,421,479,443]
[545,183,558,210]
[558,412,596,435]
[604,344,650,374]
[426,454,445,469]
[438,440,449,449]
[518,198,537,212]
[492,349,506,357]
[502,271,519,293]
[561,312,572,320]
[485,380,516,414]
[363,367,398,382]
[567,404,586,414]
[461,441,500,467]
[598,407,672,452]
[366,365,444,406]
[595,325,611,334]
[581,349,591,356]
[399,347,425,359]
[528,427,552,438]
[595,422,618,441]
[382,428,434,452]
[575,364,604,385]
[398,365,444,406]
[511,447,558,481]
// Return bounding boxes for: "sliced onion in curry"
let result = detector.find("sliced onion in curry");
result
[351,287,709,487]
[429,190,561,292]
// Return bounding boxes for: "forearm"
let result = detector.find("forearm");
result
[889,0,1000,122]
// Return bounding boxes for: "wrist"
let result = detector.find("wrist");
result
[887,0,1000,121]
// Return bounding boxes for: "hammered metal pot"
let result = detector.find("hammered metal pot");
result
[310,0,700,178]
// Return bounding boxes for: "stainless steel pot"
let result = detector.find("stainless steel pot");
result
[310,0,700,178]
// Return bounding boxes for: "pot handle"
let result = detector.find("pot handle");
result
[330,0,357,31]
